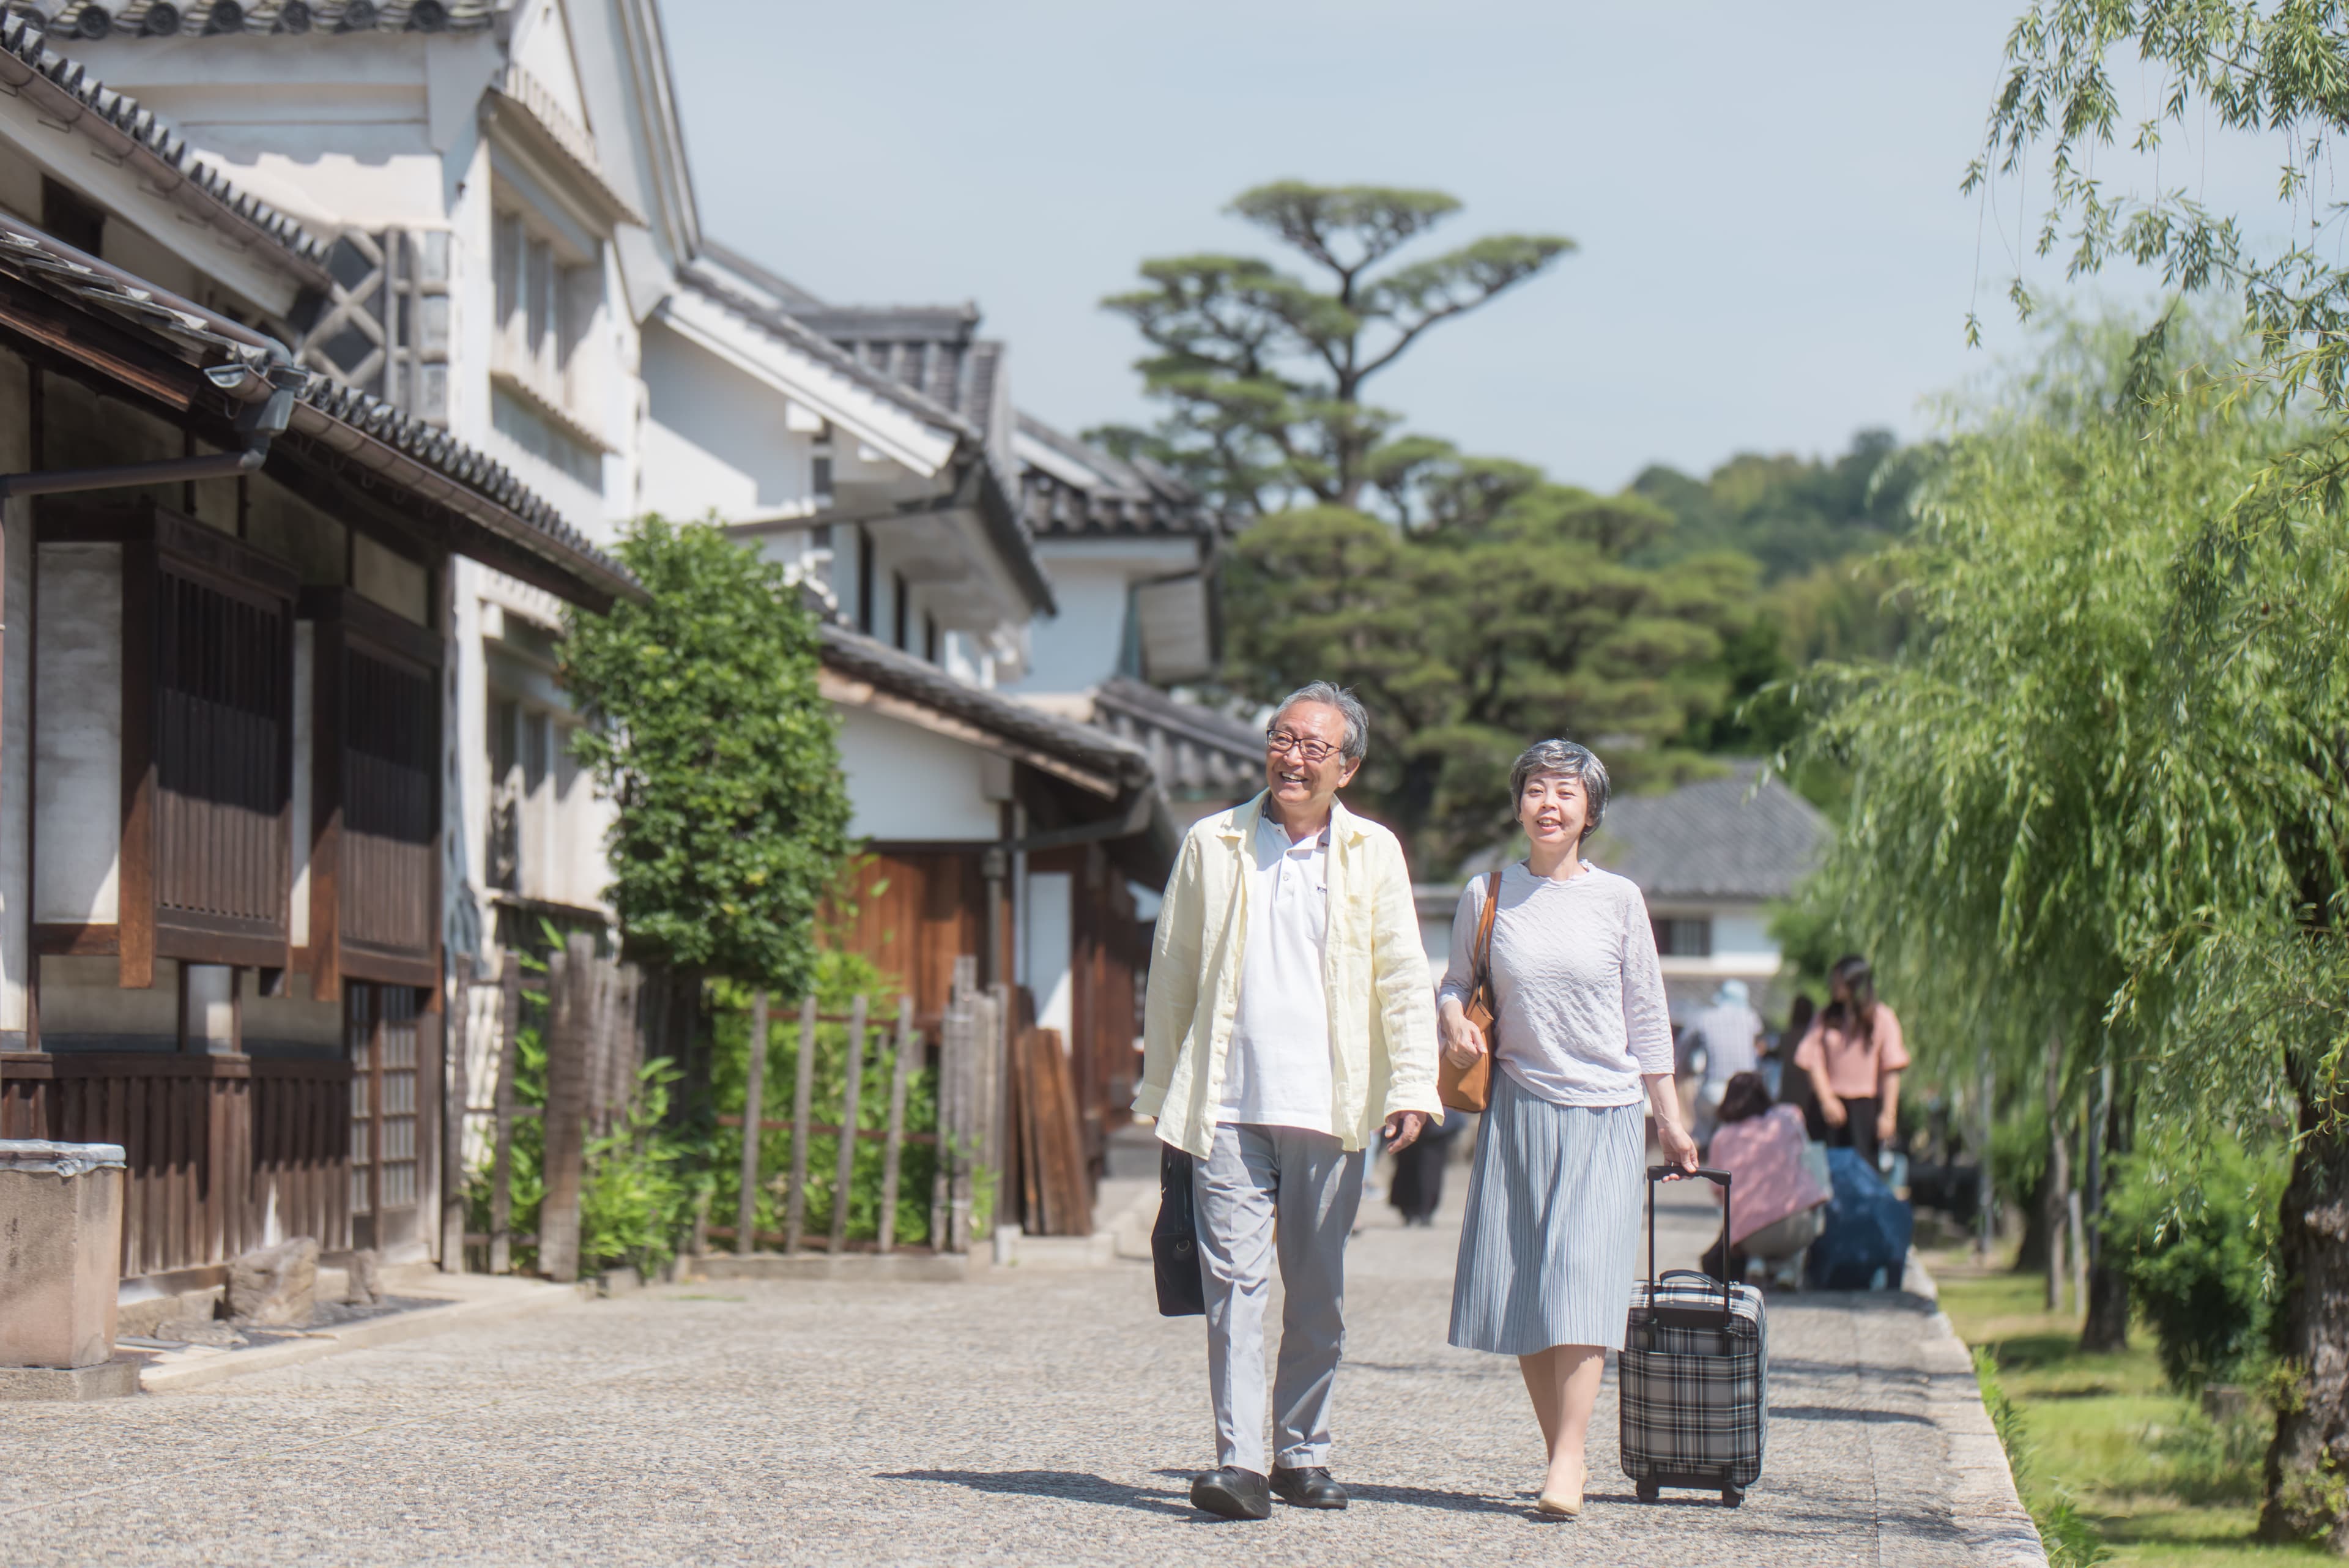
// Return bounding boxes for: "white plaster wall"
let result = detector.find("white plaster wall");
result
[0,351,28,1035]
[353,534,429,625]
[243,971,343,1050]
[289,622,314,949]
[834,708,1001,843]
[1713,907,1779,963]
[34,544,121,926]
[39,956,178,1044]
[1004,540,1203,696]
[639,322,812,521]
[1026,870,1074,1036]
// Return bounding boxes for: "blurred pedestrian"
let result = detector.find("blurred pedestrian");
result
[1435,739,1698,1520]
[1386,1107,1460,1227]
[1791,955,1909,1169]
[1686,979,1763,1145]
[1774,994,1818,1130]
[1699,1071,1830,1284]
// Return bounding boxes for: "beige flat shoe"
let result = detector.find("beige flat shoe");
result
[1534,1493,1581,1518]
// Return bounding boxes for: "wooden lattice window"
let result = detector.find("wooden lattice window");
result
[34,501,298,984]
[306,589,443,999]
[346,982,423,1252]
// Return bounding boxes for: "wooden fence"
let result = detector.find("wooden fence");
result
[710,958,1009,1257]
[455,934,643,1283]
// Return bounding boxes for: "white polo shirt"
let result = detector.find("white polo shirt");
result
[1217,811,1335,1133]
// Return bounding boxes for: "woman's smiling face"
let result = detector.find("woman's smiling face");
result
[1516,768,1590,847]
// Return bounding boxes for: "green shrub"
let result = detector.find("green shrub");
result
[579,1060,708,1277]
[2103,1128,2288,1393]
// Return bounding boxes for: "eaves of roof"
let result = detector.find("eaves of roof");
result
[1015,411,1224,540]
[45,2,495,39]
[481,65,645,232]
[680,264,1053,617]
[1589,761,1829,902]
[0,208,639,608]
[0,15,334,290]
[680,263,981,443]
[818,623,1151,800]
[1092,677,1258,759]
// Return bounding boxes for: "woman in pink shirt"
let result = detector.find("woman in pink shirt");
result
[1792,954,1910,1168]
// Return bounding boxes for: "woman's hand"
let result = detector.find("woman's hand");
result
[1875,1104,1898,1145]
[1437,998,1488,1069]
[1642,1072,1699,1173]
[1818,1092,1848,1129]
[1656,1114,1699,1173]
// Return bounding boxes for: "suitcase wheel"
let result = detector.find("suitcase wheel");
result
[1721,1485,1745,1508]
[1636,1480,1660,1504]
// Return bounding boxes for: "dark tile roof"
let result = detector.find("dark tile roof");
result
[1017,412,1222,539]
[789,303,1003,425]
[820,623,1152,795]
[1588,760,1828,902]
[35,2,495,39]
[1090,677,1260,799]
[0,208,636,606]
[680,259,1053,617]
[0,13,332,282]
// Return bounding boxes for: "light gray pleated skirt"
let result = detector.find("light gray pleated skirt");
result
[1448,1071,1646,1356]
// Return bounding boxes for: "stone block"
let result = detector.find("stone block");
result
[0,1140,127,1369]
[227,1237,318,1327]
[343,1248,384,1306]
[0,1354,143,1401]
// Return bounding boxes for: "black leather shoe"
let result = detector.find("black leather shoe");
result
[1191,1466,1271,1520]
[1271,1465,1349,1509]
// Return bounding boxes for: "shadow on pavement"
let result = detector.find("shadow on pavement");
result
[1770,1403,1933,1426]
[877,1470,1193,1518]
[1337,1482,1532,1517]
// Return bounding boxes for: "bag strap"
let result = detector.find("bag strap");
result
[1473,868,1501,989]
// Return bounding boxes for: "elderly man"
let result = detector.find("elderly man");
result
[1136,681,1440,1521]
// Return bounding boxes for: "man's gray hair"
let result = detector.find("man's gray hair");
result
[1271,682,1369,763]
[1509,738,1609,840]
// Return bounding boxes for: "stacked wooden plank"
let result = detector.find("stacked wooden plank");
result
[1012,1026,1094,1238]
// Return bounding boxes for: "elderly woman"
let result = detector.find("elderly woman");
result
[1437,740,1699,1519]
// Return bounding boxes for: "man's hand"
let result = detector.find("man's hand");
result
[1819,1093,1848,1129]
[1383,1110,1428,1153]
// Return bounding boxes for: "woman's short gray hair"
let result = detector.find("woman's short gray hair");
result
[1271,682,1369,762]
[1509,739,1609,840]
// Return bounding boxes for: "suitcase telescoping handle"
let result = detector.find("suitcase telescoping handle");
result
[1646,1164,1734,1322]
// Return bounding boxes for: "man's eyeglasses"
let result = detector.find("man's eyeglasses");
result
[1265,730,1340,765]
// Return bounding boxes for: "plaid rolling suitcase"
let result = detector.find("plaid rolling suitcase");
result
[1620,1164,1767,1507]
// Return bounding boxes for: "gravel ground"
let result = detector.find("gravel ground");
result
[3,1184,2040,1567]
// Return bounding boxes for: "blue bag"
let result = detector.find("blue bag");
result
[1803,1146,1913,1290]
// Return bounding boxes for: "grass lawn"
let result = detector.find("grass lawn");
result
[1929,1246,2328,1566]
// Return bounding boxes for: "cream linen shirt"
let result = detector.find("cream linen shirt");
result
[1216,814,1335,1132]
[1136,792,1441,1157]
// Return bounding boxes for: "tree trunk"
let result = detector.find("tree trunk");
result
[2081,1063,2131,1353]
[2260,1061,2349,1550]
[2044,1036,2070,1313]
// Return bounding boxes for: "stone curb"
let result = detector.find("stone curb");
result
[1904,1252,2050,1567]
[137,1278,588,1394]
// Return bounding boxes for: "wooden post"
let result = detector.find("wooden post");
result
[440,966,470,1271]
[877,996,914,1254]
[489,959,523,1276]
[784,993,817,1254]
[539,932,597,1283]
[737,990,769,1256]
[829,994,869,1255]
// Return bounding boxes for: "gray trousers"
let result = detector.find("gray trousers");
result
[1192,1122,1366,1473]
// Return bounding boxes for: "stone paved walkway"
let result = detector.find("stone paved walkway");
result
[4,1184,2041,1566]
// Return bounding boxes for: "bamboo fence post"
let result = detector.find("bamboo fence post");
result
[829,995,869,1255]
[877,995,914,1253]
[440,967,470,1271]
[489,959,523,1276]
[737,990,770,1255]
[784,994,817,1254]
[539,933,597,1283]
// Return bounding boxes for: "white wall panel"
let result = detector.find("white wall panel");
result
[34,543,121,925]
[834,707,1000,843]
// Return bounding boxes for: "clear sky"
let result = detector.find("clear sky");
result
[661,2,2285,492]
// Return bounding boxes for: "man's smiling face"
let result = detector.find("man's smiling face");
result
[1263,700,1359,822]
